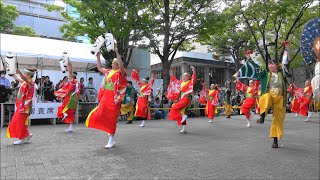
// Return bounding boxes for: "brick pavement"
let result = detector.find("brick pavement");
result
[1,113,319,179]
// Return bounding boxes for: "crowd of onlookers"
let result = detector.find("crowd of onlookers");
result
[0,71,99,103]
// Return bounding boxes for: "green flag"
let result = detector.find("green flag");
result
[234,58,268,94]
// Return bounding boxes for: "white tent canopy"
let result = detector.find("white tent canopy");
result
[0,33,105,72]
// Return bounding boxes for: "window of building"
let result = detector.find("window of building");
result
[191,65,204,91]
[209,67,224,86]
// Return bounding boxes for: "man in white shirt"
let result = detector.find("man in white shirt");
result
[85,77,97,102]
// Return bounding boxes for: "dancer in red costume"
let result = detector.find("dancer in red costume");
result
[205,84,219,123]
[55,62,79,132]
[85,48,127,149]
[167,66,196,133]
[294,81,313,121]
[236,79,259,127]
[287,83,301,117]
[6,69,36,145]
[131,70,154,127]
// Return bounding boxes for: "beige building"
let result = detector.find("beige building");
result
[151,51,236,91]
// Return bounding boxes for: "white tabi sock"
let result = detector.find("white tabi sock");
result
[181,115,188,123]
[180,125,186,133]
[140,120,145,127]
[246,120,251,127]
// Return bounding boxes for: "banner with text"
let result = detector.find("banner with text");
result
[29,103,61,119]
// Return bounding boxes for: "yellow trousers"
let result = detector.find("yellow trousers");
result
[224,103,232,116]
[314,100,320,111]
[120,104,134,120]
[259,92,285,139]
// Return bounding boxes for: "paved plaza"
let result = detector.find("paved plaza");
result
[1,113,319,180]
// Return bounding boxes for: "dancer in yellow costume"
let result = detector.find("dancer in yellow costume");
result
[257,59,286,148]
[224,86,232,118]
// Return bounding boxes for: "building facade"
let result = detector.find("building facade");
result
[3,0,151,82]
[4,0,66,39]
[151,52,236,91]
[126,48,151,78]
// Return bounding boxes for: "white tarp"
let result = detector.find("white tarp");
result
[0,33,163,96]
[0,33,104,71]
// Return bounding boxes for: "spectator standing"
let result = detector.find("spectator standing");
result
[0,71,10,88]
[0,71,11,103]
[79,77,85,102]
[85,77,98,102]
[43,76,55,102]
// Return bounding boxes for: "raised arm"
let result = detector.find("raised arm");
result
[131,69,143,87]
[114,47,125,76]
[96,51,107,74]
[190,66,196,85]
[236,79,248,92]
[169,68,180,83]
[149,71,155,86]
[16,69,32,86]
[12,74,23,83]
[67,61,74,81]
[292,82,299,89]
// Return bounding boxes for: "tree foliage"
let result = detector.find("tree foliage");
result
[133,0,217,89]
[12,26,38,37]
[0,1,37,36]
[237,0,319,64]
[198,4,255,71]
[50,0,145,68]
[200,0,318,82]
[0,1,18,33]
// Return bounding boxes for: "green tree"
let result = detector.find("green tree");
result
[0,1,37,36]
[237,0,319,66]
[0,1,18,33]
[12,26,38,37]
[134,0,216,90]
[198,4,255,71]
[49,0,144,68]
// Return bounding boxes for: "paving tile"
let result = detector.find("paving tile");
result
[1,114,319,179]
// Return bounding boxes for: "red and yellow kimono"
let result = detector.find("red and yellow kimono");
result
[236,80,259,119]
[287,86,301,114]
[131,70,154,119]
[6,80,35,140]
[54,79,79,124]
[300,85,313,116]
[167,73,196,126]
[86,69,127,134]
[198,83,207,105]
[205,89,219,119]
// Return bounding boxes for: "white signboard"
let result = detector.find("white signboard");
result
[29,103,61,119]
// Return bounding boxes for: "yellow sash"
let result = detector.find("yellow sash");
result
[208,90,215,100]
[106,69,117,82]
[105,69,117,90]
[181,80,190,90]
[246,87,253,98]
[140,85,147,97]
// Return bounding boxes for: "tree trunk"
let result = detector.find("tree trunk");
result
[162,60,171,93]
[101,47,133,69]
[161,0,171,93]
